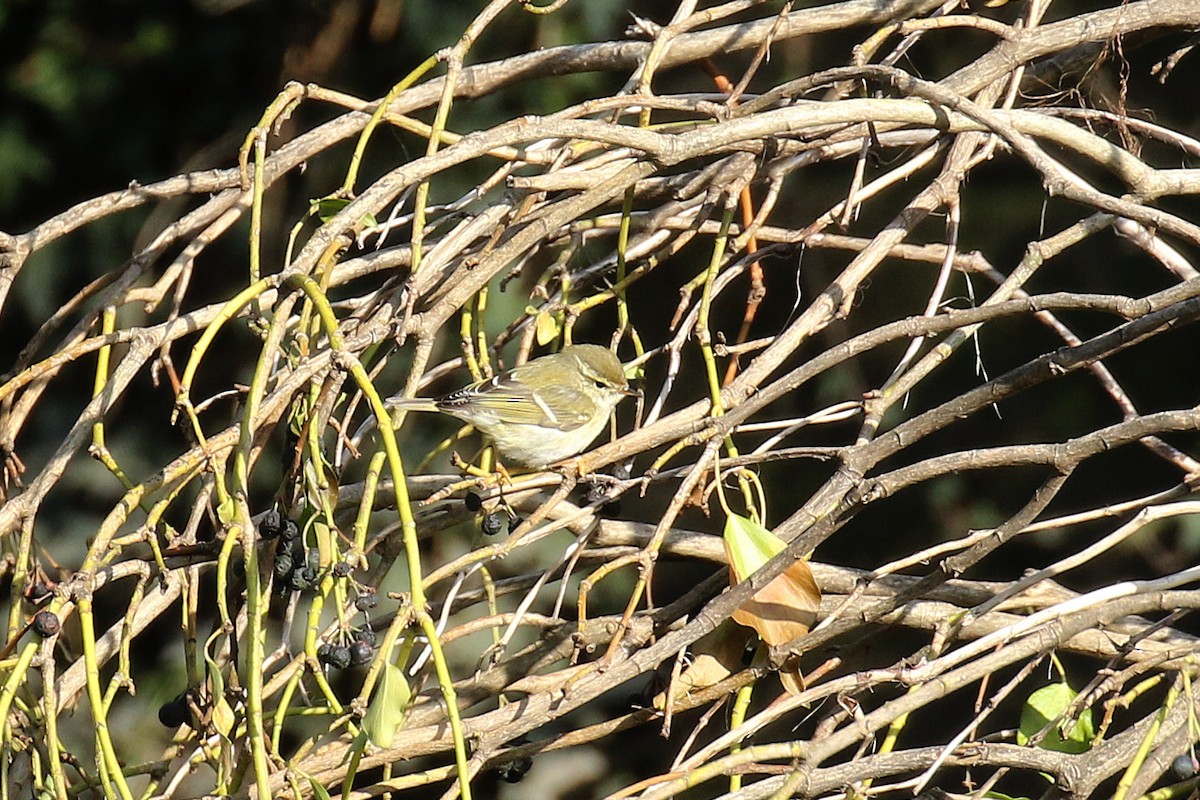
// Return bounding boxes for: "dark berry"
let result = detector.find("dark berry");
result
[333,560,353,578]
[464,491,483,512]
[32,610,60,637]
[317,643,333,663]
[25,581,52,604]
[585,483,608,504]
[1173,753,1198,779]
[354,591,378,611]
[273,553,295,581]
[497,755,532,783]
[586,482,622,517]
[326,645,352,670]
[279,518,300,543]
[158,694,191,728]
[289,565,318,591]
[481,512,506,537]
[352,626,377,646]
[258,509,282,539]
[349,639,374,666]
[274,532,297,556]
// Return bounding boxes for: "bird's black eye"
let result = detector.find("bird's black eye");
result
[594,380,607,389]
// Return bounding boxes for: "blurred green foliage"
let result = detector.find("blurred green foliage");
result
[0,0,638,228]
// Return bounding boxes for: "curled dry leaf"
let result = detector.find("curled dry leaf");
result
[723,512,821,695]
[653,622,754,710]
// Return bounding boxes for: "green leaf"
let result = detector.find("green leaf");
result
[216,496,237,527]
[203,637,234,739]
[211,695,236,738]
[308,778,333,800]
[363,662,411,748]
[288,396,310,437]
[1017,682,1094,754]
[535,310,561,346]
[312,197,377,227]
[723,512,784,583]
[204,653,224,699]
[310,517,332,547]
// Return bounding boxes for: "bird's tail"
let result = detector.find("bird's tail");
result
[384,397,440,413]
[343,396,439,465]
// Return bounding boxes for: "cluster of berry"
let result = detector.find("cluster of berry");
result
[258,508,316,592]
[316,626,376,670]
[157,507,382,729]
[464,490,517,537]
[258,508,380,671]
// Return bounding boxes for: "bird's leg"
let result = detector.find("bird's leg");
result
[493,460,514,487]
[450,451,495,480]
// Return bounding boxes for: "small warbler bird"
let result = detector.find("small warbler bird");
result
[387,344,638,467]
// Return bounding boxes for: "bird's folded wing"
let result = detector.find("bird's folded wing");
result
[446,376,591,430]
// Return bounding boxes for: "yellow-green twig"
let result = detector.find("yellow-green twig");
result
[281,272,473,800]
